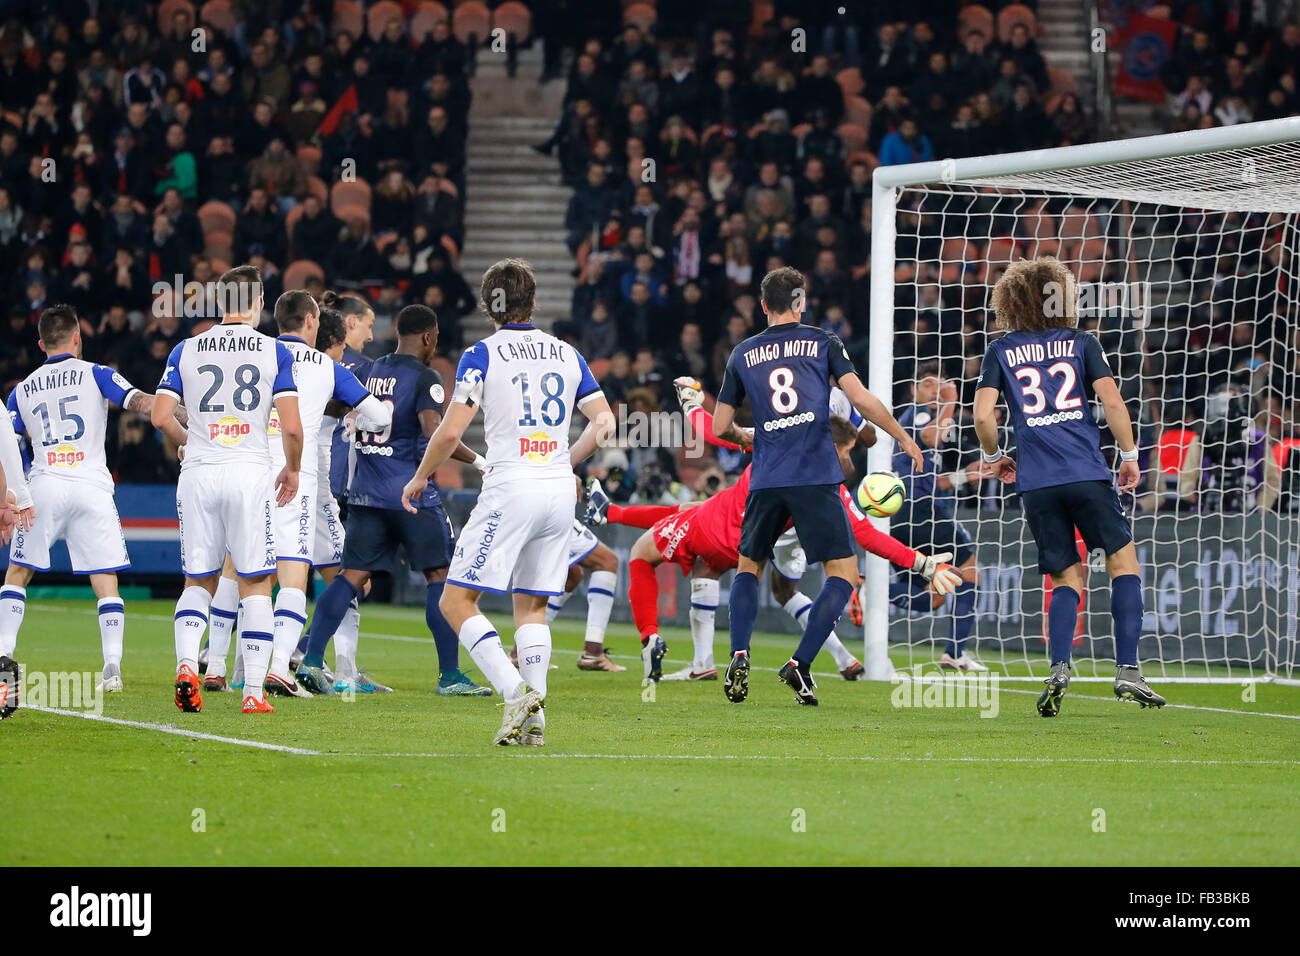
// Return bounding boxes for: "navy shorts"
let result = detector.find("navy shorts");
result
[1020,479,1132,574]
[739,483,854,565]
[892,502,974,585]
[342,503,455,573]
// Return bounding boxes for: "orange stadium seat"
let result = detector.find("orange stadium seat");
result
[835,67,864,99]
[337,206,372,236]
[283,259,326,290]
[366,1,406,42]
[307,176,329,203]
[836,122,868,153]
[197,200,236,236]
[296,143,322,176]
[199,0,236,38]
[284,203,306,245]
[330,179,372,216]
[958,4,995,44]
[493,1,531,42]
[749,2,774,38]
[1049,68,1079,95]
[203,230,233,261]
[997,4,1037,42]
[411,2,450,42]
[452,1,490,46]
[157,0,195,33]
[623,3,656,32]
[844,95,872,130]
[332,0,365,40]
[845,149,879,173]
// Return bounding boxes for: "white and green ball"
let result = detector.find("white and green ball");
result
[856,472,906,517]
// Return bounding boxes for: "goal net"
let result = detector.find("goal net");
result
[864,117,1300,684]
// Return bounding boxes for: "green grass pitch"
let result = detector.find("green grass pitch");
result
[6,598,1299,866]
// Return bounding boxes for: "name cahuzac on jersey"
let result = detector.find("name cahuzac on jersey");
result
[453,323,602,482]
[717,323,857,490]
[268,335,371,478]
[978,326,1114,492]
[7,354,141,492]
[157,322,297,467]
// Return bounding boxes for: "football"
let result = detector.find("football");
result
[856,472,906,517]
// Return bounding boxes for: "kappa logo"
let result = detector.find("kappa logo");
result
[462,568,480,582]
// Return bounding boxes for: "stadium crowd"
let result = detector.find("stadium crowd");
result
[4,0,1300,512]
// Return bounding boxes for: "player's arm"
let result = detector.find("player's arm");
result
[835,371,924,472]
[972,344,1017,483]
[92,364,153,416]
[413,366,481,467]
[402,350,485,511]
[152,342,189,446]
[271,341,302,506]
[569,352,616,466]
[1083,335,1139,493]
[0,400,34,538]
[686,405,751,450]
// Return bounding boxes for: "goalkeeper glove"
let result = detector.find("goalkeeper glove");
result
[914,551,962,595]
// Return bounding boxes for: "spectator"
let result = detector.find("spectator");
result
[880,118,935,166]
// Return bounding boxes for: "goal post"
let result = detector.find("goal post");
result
[864,117,1300,684]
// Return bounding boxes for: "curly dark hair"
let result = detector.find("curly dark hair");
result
[991,256,1078,333]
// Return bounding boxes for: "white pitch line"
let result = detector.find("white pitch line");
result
[25,605,1300,721]
[27,706,323,755]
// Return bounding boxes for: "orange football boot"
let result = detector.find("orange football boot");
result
[174,664,203,712]
[242,695,275,714]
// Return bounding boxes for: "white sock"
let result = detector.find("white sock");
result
[206,575,240,678]
[240,594,274,701]
[334,598,360,679]
[584,570,617,647]
[546,589,571,623]
[174,586,211,671]
[515,622,552,699]
[97,595,125,667]
[786,592,853,669]
[270,587,307,676]
[689,577,719,672]
[0,585,26,657]
[459,614,523,700]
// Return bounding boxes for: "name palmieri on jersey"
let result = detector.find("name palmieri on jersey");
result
[743,338,821,367]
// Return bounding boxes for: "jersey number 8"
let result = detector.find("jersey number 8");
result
[769,367,799,414]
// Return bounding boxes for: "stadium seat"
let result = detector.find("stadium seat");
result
[1075,237,1108,282]
[957,4,995,44]
[330,180,372,217]
[1147,4,1172,17]
[623,3,657,31]
[430,356,455,384]
[493,1,531,42]
[198,0,236,38]
[844,95,872,130]
[209,257,231,274]
[452,1,490,46]
[1049,68,1079,96]
[411,2,450,43]
[197,200,236,236]
[331,0,365,40]
[845,149,879,173]
[307,176,329,203]
[587,357,611,381]
[836,122,868,153]
[337,206,372,236]
[203,229,233,261]
[749,2,774,38]
[835,68,864,99]
[997,4,1037,43]
[283,259,326,290]
[296,143,322,177]
[284,203,306,244]
[366,1,406,42]
[157,0,195,33]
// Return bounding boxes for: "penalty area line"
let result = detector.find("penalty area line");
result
[27,706,323,755]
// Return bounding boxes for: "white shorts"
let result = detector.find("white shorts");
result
[273,472,318,565]
[567,519,599,567]
[9,477,129,574]
[447,474,575,596]
[771,527,807,581]
[177,463,276,577]
[313,492,344,568]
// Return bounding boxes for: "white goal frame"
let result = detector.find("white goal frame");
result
[865,117,1300,684]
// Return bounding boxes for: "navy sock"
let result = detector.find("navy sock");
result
[889,581,935,614]
[1111,574,1143,667]
[1048,585,1080,665]
[303,576,358,666]
[946,581,976,657]
[425,580,460,676]
[728,571,760,654]
[794,576,854,667]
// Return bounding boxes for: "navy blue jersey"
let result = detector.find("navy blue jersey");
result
[348,352,444,511]
[978,327,1113,492]
[892,405,942,503]
[329,345,370,498]
[717,322,857,490]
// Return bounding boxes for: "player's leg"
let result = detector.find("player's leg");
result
[546,565,581,623]
[62,484,131,688]
[726,487,791,702]
[941,550,981,671]
[1024,485,1084,717]
[88,574,125,691]
[665,567,722,681]
[770,531,863,680]
[221,470,282,712]
[780,486,858,705]
[626,529,670,683]
[576,543,622,670]
[513,591,553,744]
[0,564,34,659]
[204,559,240,691]
[173,468,225,712]
[234,572,277,712]
[266,558,312,697]
[0,475,57,659]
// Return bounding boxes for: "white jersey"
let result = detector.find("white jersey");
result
[828,386,866,432]
[158,322,297,468]
[267,335,371,479]
[452,323,603,482]
[318,412,338,482]
[7,355,141,493]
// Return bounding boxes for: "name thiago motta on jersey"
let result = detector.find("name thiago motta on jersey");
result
[742,337,822,367]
